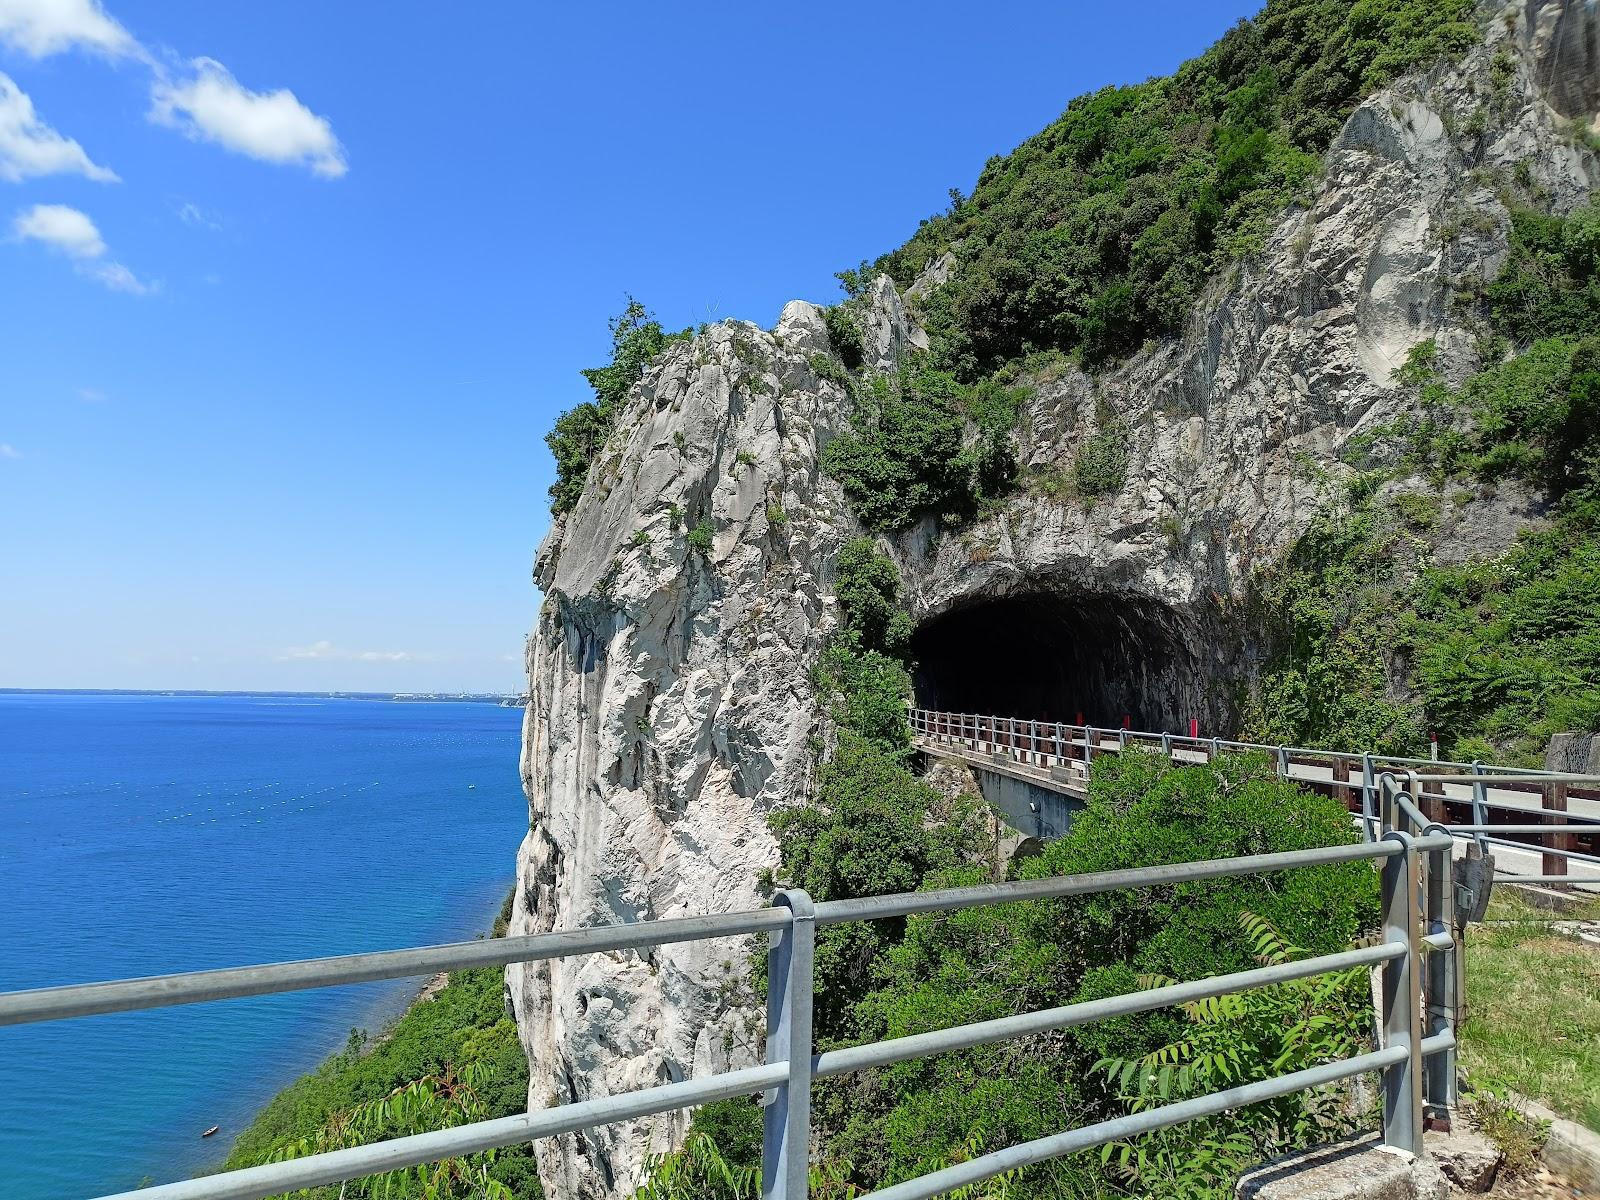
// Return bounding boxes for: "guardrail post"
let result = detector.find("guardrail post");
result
[1118,727,1127,752]
[1054,722,1063,766]
[1084,724,1096,767]
[1379,827,1424,1155]
[1210,735,1221,763]
[1378,770,1398,835]
[1546,780,1570,887]
[1362,753,1377,839]
[1276,746,1290,777]
[1331,755,1349,808]
[1161,731,1172,757]
[1422,826,1458,1113]
[762,889,815,1200]
[1469,762,1489,856]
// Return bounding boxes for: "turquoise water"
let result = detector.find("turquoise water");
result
[0,692,527,1199]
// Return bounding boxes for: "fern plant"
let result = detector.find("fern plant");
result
[261,1061,511,1200]
[631,1130,862,1199]
[1094,913,1374,1200]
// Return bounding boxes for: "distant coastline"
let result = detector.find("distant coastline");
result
[0,688,519,704]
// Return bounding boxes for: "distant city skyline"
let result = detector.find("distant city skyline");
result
[0,0,1259,691]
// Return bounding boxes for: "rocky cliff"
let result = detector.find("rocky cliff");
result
[507,4,1596,1195]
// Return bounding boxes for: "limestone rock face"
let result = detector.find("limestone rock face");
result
[505,294,913,1198]
[509,4,1595,1196]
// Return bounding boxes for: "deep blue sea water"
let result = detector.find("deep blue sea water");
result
[0,692,528,1199]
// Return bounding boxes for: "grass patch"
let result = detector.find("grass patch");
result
[1460,890,1600,1128]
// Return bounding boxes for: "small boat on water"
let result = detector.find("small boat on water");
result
[201,1126,220,1139]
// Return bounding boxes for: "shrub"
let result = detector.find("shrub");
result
[821,365,1023,531]
[1074,417,1130,499]
[808,351,854,391]
[1244,499,1428,755]
[1096,915,1371,1198]
[833,538,913,659]
[686,519,714,555]
[545,300,691,514]
[1487,202,1600,346]
[823,305,866,371]
[226,895,541,1198]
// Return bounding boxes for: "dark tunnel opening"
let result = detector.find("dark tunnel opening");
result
[910,591,1222,734]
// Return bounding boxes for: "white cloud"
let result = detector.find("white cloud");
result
[90,259,151,294]
[151,58,345,178]
[0,0,138,59]
[78,386,106,402]
[12,202,154,293]
[175,200,220,229]
[0,442,20,459]
[14,202,103,257]
[280,640,418,663]
[0,73,117,182]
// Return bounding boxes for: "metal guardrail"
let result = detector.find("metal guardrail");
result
[910,708,1600,889]
[2,799,1460,1200]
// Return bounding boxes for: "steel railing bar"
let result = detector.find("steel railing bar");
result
[812,841,1410,927]
[1474,837,1600,864]
[92,1061,788,1200]
[0,908,792,1027]
[812,943,1402,1080]
[1416,790,1600,817]
[1493,874,1600,883]
[1449,823,1599,834]
[856,1046,1409,1200]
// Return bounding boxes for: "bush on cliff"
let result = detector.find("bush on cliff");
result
[874,0,1476,377]
[545,299,691,515]
[820,365,1026,532]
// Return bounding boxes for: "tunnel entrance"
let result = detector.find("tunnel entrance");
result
[910,591,1220,733]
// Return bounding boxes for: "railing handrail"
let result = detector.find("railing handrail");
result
[908,706,1600,785]
[6,780,1459,1200]
[0,908,793,1027]
[0,843,1412,1029]
[909,706,1600,890]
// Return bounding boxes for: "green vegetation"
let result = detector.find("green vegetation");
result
[823,305,866,371]
[226,893,541,1198]
[1460,891,1600,1128]
[1244,493,1427,756]
[1073,409,1131,500]
[1484,204,1600,348]
[686,518,714,555]
[820,365,1026,531]
[875,0,1475,376]
[1247,201,1600,764]
[1094,915,1372,1196]
[545,299,691,515]
[813,752,1374,1196]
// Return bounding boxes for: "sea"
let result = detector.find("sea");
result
[0,691,529,1200]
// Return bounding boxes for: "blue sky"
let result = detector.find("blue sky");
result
[0,0,1256,692]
